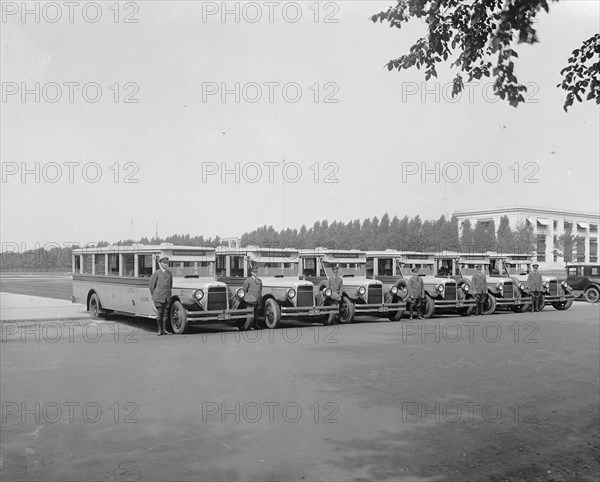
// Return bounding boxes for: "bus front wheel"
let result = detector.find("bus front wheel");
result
[170,301,189,334]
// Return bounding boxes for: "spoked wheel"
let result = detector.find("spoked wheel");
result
[339,297,355,324]
[584,286,600,303]
[263,299,281,329]
[170,301,188,334]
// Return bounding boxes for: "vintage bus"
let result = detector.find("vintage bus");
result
[215,246,338,328]
[298,248,405,323]
[456,253,531,313]
[502,253,574,310]
[367,250,475,318]
[72,244,253,334]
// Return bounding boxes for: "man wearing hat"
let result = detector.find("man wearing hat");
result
[326,265,343,298]
[527,263,543,312]
[407,266,425,319]
[242,265,263,330]
[149,254,173,335]
[472,264,488,315]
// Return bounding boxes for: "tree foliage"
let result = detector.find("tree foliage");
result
[371,0,600,110]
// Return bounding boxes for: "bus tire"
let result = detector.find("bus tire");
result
[89,293,102,319]
[339,297,355,324]
[420,296,435,319]
[263,298,281,329]
[552,299,574,310]
[170,301,188,334]
[538,294,546,311]
[483,294,497,315]
[388,309,404,321]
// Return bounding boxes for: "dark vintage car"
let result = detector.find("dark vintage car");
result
[566,263,600,303]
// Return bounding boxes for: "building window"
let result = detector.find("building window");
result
[536,234,546,262]
[576,238,585,262]
[590,240,598,263]
[564,221,573,232]
[590,224,598,233]
[553,220,558,230]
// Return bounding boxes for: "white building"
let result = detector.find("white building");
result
[453,207,599,270]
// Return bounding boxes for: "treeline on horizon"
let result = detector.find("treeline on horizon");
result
[1,213,580,271]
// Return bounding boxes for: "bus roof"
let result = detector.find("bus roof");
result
[72,244,216,255]
[299,248,366,264]
[216,246,300,263]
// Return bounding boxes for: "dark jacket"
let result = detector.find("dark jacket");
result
[243,275,263,300]
[408,275,425,297]
[472,271,487,294]
[527,271,543,291]
[327,275,343,294]
[149,269,173,302]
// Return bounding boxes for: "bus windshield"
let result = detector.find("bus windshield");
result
[323,262,366,277]
[459,264,490,276]
[506,263,530,276]
[168,261,213,278]
[255,262,298,277]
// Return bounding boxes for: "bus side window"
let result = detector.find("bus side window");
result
[108,254,119,275]
[123,254,134,277]
[139,254,153,277]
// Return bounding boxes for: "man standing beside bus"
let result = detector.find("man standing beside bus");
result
[408,267,424,319]
[149,255,173,336]
[327,265,343,299]
[472,264,488,315]
[242,265,263,330]
[528,263,543,312]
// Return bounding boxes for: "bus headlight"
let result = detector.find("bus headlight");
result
[437,284,444,293]
[560,281,568,288]
[324,288,332,298]
[236,288,245,299]
[543,281,549,289]
[193,289,204,301]
[286,288,296,299]
[519,283,526,291]
[462,283,470,292]
[357,286,366,296]
[496,283,503,291]
[390,286,398,295]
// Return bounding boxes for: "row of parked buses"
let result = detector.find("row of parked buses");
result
[72,244,582,334]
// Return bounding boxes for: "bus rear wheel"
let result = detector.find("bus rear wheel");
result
[89,293,102,319]
[170,301,188,334]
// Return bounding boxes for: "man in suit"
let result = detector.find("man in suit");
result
[527,263,544,312]
[149,255,173,335]
[326,265,343,299]
[472,264,488,315]
[408,267,425,319]
[242,265,263,330]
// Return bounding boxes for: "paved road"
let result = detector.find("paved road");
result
[0,273,73,301]
[1,300,598,481]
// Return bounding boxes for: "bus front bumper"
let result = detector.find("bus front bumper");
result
[354,302,406,315]
[186,308,254,323]
[281,305,339,317]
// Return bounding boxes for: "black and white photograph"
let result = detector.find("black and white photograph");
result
[1,1,599,480]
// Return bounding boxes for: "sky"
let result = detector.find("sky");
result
[1,0,599,249]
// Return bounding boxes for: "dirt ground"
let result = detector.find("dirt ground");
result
[1,302,599,481]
